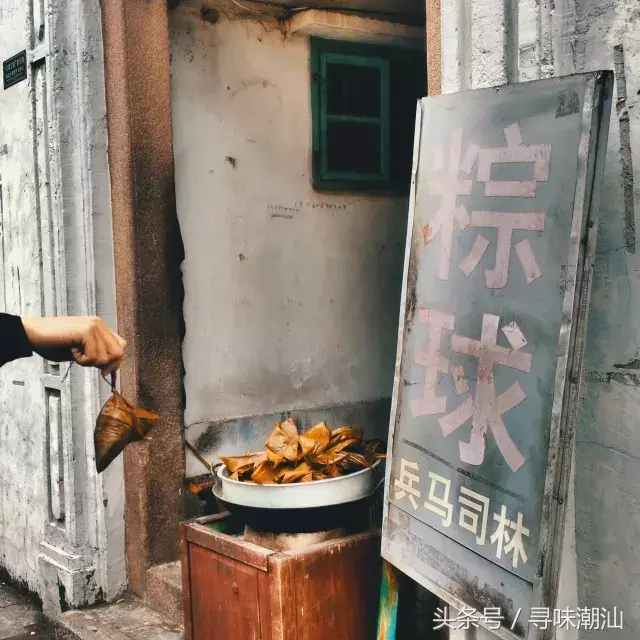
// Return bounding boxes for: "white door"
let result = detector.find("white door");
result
[0,0,124,611]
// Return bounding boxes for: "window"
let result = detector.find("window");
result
[311,37,427,193]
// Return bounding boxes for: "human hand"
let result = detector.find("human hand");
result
[21,316,127,375]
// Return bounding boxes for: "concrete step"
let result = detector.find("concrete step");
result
[53,595,181,640]
[145,562,183,628]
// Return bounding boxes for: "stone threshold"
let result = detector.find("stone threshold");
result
[51,595,182,640]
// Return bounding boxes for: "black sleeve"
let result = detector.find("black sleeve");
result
[0,314,33,367]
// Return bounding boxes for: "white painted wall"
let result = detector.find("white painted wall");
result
[0,0,43,592]
[440,0,640,638]
[170,1,422,474]
[0,0,123,610]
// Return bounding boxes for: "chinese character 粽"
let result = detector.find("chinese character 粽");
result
[490,505,530,568]
[393,458,421,510]
[422,123,551,289]
[438,314,532,472]
[458,122,551,289]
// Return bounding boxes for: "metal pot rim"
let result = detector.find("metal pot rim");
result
[214,458,385,509]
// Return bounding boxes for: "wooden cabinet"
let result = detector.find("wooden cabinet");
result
[181,514,382,640]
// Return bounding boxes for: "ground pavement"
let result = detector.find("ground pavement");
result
[0,581,52,640]
[0,582,182,640]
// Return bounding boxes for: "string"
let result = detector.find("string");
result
[101,370,117,392]
[61,361,73,383]
[60,348,82,384]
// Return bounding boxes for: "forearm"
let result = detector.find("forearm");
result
[0,315,125,373]
[20,316,95,349]
[21,315,125,373]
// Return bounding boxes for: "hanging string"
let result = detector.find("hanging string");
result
[61,361,74,383]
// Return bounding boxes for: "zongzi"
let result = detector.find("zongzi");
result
[219,418,386,485]
[94,373,163,473]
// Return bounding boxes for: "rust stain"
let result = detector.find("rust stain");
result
[405,247,420,326]
[477,366,493,382]
[422,223,432,246]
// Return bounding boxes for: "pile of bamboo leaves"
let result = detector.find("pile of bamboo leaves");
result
[220,419,386,484]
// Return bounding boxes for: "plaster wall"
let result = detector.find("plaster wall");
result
[170,1,424,474]
[0,0,45,591]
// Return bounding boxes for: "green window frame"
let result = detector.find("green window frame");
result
[318,52,390,183]
[310,37,426,194]
[311,39,394,191]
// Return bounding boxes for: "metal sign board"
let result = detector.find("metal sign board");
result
[3,50,27,90]
[381,71,613,639]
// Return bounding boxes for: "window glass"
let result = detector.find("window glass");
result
[325,62,382,118]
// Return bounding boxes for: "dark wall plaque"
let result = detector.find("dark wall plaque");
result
[3,51,27,90]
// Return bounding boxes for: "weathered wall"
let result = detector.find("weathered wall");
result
[439,0,640,638]
[54,0,126,606]
[0,0,45,590]
[0,0,124,609]
[572,5,640,637]
[170,1,422,475]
